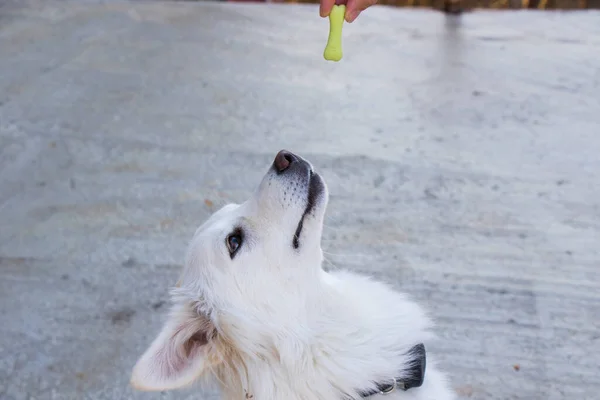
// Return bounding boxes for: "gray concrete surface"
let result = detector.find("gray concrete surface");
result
[1,1,600,399]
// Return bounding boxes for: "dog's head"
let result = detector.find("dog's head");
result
[131,150,329,391]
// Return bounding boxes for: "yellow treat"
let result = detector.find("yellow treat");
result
[323,4,345,62]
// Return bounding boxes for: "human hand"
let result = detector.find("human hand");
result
[319,0,377,23]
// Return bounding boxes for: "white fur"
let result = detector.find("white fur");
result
[131,151,456,400]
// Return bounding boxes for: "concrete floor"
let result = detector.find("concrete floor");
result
[1,1,599,399]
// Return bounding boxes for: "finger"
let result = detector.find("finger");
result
[345,10,360,23]
[345,0,377,22]
[320,0,336,17]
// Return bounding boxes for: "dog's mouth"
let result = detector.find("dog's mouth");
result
[292,170,324,249]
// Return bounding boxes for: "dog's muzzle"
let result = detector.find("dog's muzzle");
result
[270,149,325,250]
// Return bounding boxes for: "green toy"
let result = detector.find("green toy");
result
[323,4,346,62]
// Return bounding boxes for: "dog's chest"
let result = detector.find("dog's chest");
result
[218,371,342,400]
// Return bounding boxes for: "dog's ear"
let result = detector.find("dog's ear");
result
[130,302,216,391]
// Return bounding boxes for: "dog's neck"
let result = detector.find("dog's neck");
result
[211,269,434,400]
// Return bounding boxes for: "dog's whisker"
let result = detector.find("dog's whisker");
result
[324,214,343,223]
[322,256,339,270]
[322,251,368,259]
[321,222,339,229]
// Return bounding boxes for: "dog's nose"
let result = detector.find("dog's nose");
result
[273,150,298,173]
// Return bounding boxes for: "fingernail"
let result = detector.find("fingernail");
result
[346,10,359,22]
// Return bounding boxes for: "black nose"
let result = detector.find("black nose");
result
[273,150,298,173]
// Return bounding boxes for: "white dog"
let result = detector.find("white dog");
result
[131,150,456,400]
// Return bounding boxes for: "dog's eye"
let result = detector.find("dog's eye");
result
[226,230,243,258]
